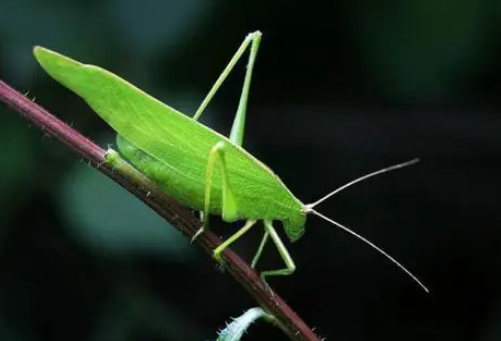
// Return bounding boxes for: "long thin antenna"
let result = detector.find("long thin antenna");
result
[308,159,419,208]
[307,208,429,293]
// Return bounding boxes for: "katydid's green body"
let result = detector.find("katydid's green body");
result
[31,45,305,237]
[33,31,304,283]
[117,131,304,234]
[33,31,429,292]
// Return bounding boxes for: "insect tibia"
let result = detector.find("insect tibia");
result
[307,158,420,209]
[247,30,262,39]
[309,208,429,293]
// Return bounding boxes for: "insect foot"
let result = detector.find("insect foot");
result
[190,228,204,243]
[260,275,275,296]
[212,249,225,264]
[212,249,228,272]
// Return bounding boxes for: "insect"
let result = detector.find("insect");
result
[33,31,428,292]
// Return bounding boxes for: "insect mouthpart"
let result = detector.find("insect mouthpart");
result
[301,204,314,215]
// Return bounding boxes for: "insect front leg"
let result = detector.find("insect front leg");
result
[191,141,239,242]
[251,230,270,269]
[259,220,296,289]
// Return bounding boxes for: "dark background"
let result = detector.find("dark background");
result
[1,0,501,340]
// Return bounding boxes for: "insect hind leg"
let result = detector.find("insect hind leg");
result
[192,31,262,148]
[191,141,239,242]
[229,31,261,147]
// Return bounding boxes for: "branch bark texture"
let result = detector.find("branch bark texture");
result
[0,79,321,341]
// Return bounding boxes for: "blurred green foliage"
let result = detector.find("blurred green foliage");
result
[58,140,193,259]
[354,0,501,100]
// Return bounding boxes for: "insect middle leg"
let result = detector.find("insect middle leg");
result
[192,31,262,148]
[213,219,257,263]
[191,141,239,242]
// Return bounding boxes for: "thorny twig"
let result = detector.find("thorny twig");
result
[0,78,322,341]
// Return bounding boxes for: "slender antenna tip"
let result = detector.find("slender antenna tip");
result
[308,158,421,209]
[310,209,430,293]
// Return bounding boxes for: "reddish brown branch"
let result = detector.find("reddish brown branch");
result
[0,78,321,341]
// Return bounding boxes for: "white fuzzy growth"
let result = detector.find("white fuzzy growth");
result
[215,307,271,341]
[104,148,121,167]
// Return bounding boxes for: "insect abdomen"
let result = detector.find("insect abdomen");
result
[116,135,302,224]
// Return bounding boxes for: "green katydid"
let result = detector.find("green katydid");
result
[33,31,428,292]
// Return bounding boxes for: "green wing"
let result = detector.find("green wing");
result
[33,47,302,224]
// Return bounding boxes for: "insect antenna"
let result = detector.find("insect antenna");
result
[306,208,429,292]
[303,158,429,293]
[307,158,420,208]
